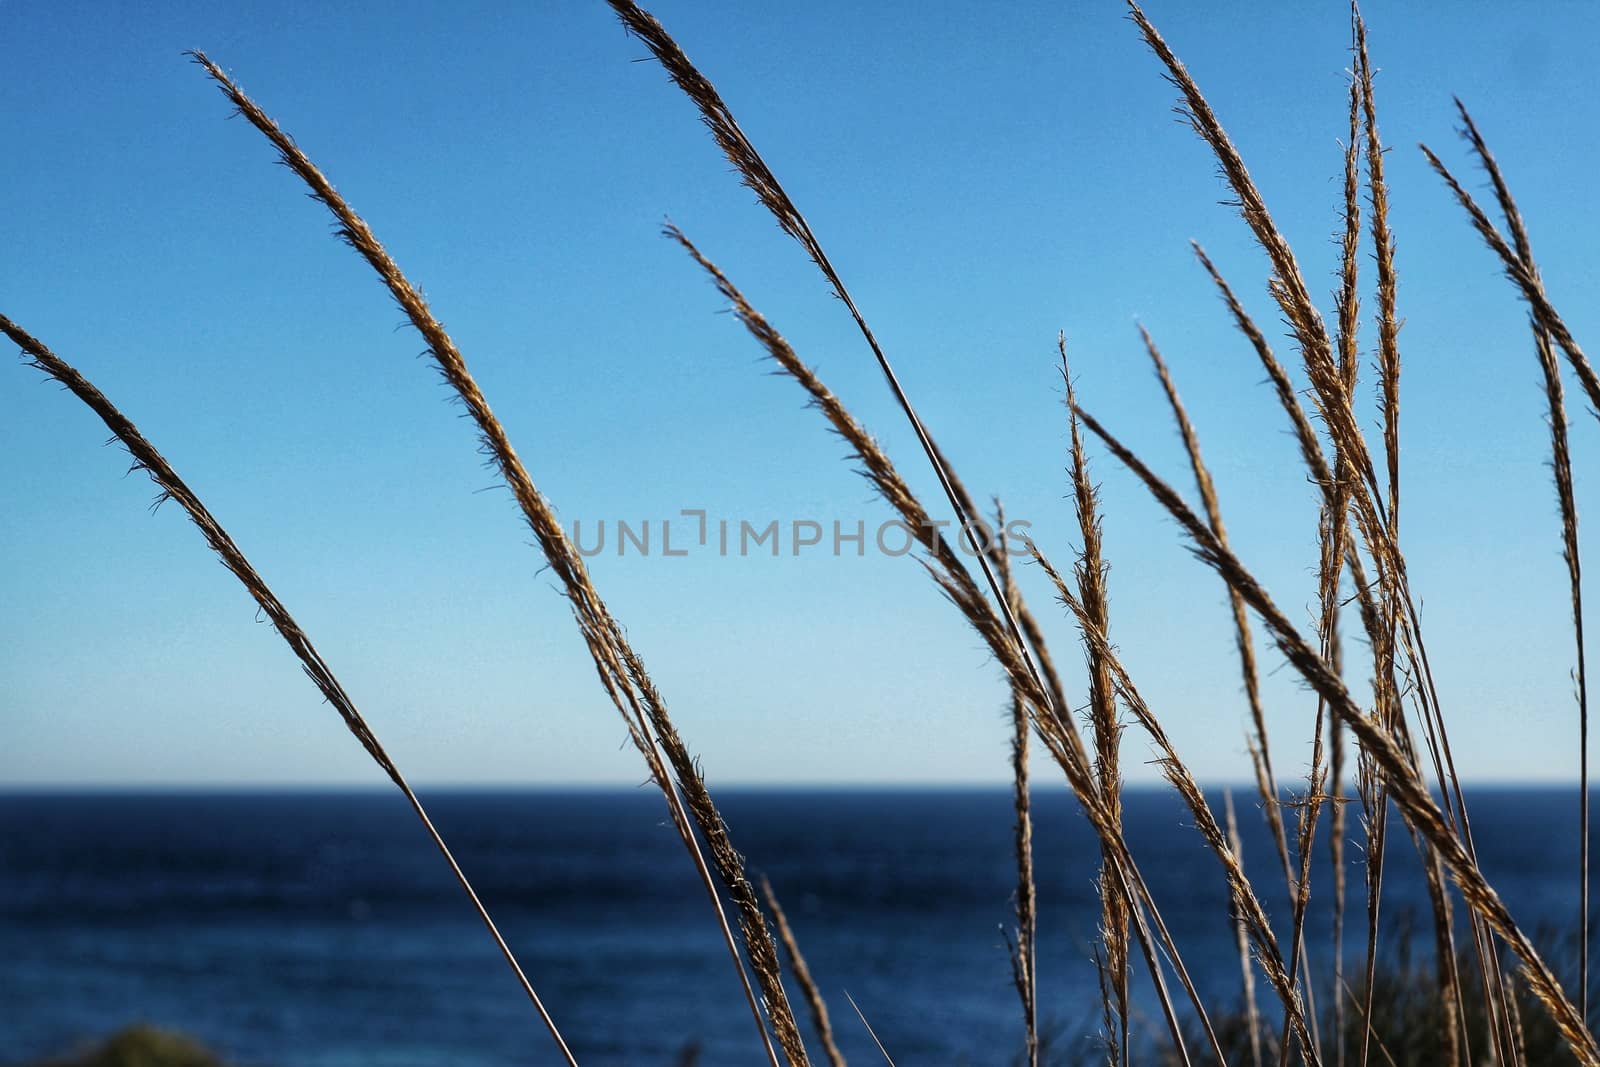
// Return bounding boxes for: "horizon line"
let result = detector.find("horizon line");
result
[1,778,1591,793]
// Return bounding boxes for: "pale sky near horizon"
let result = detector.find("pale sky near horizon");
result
[4,2,1599,788]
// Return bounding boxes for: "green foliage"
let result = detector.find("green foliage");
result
[30,1025,226,1067]
[1151,920,1595,1067]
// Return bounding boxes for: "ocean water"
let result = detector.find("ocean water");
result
[0,787,1584,1065]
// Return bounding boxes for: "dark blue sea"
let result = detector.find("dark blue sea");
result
[0,787,1584,1065]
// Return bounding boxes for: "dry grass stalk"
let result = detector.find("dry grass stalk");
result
[1411,829,1468,1066]
[993,503,1040,1067]
[1142,326,1305,845]
[1140,326,1326,1062]
[1191,244,1330,504]
[936,445,1075,726]
[1339,980,1401,1067]
[1420,95,1600,1067]
[1155,22,1446,835]
[1003,687,1039,1067]
[664,224,1220,1063]
[1128,0,1367,505]
[1538,317,1590,1016]
[1329,45,1363,1066]
[1356,15,1400,541]
[1131,37,1495,985]
[1191,237,1382,640]
[1355,787,1388,1067]
[1030,546,1319,1066]
[1328,697,1348,1067]
[1225,789,1265,1067]
[1348,26,1449,1066]
[1335,49,1362,401]
[1093,948,1120,1066]
[1177,287,1299,895]
[612,0,1052,726]
[0,315,579,1067]
[605,0,1043,724]
[661,230,1017,726]
[1434,100,1591,1023]
[1061,339,1130,1063]
[1509,974,1531,1067]
[1420,120,1600,423]
[1072,402,1600,1065]
[1192,250,1394,1058]
[1456,107,1585,1057]
[1190,239,1433,1067]
[1357,35,1479,1067]
[1134,2,1408,608]
[1191,239,1396,754]
[843,992,895,1067]
[761,878,846,1067]
[188,53,807,1067]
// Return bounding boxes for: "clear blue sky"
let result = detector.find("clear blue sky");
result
[4,2,1598,787]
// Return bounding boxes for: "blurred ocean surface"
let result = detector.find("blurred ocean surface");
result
[0,787,1583,1065]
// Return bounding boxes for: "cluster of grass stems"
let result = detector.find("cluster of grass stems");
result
[8,2,1598,1064]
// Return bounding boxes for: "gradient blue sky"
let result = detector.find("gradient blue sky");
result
[4,2,1599,787]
